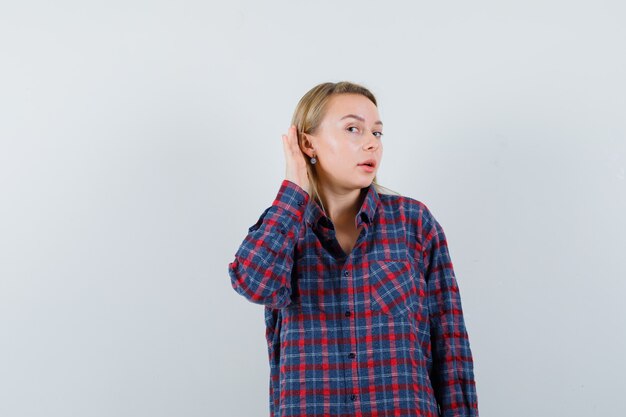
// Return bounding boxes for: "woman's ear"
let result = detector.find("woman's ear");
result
[299,132,315,158]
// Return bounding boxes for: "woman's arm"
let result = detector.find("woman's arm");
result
[423,210,479,416]
[227,179,309,309]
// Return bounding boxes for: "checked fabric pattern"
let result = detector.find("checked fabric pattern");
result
[228,179,479,417]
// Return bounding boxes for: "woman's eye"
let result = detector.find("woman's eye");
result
[347,126,383,138]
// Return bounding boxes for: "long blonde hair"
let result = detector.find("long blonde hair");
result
[290,81,399,213]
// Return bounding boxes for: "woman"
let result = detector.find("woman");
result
[228,81,479,417]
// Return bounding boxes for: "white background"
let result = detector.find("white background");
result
[1,1,624,416]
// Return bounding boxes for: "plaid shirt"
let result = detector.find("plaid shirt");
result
[228,179,479,417]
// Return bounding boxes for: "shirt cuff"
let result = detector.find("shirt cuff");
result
[272,179,310,220]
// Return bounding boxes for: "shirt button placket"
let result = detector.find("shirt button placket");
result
[343,270,352,318]
[343,269,358,405]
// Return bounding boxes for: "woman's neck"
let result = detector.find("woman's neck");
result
[317,184,365,229]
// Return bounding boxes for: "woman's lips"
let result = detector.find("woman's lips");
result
[358,164,375,173]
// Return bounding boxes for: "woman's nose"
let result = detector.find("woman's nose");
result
[363,133,379,150]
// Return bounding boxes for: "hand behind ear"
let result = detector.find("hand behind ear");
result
[282,125,311,195]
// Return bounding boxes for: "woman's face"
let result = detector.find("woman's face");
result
[304,93,383,191]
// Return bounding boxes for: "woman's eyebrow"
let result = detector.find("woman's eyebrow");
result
[340,114,383,126]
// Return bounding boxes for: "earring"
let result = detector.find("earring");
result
[310,155,317,165]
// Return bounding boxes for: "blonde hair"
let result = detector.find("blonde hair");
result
[290,81,400,213]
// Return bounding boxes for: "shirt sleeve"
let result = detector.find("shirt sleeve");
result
[227,179,309,309]
[423,209,479,416]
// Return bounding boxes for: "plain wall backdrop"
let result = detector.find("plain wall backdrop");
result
[1,1,625,416]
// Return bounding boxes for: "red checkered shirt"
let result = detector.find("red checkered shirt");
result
[228,179,479,416]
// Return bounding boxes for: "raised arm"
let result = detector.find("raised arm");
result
[228,179,309,309]
[228,125,313,308]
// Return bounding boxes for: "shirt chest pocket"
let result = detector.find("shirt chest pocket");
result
[368,259,417,316]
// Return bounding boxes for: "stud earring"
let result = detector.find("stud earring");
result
[310,155,317,165]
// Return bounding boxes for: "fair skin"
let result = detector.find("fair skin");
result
[281,93,383,255]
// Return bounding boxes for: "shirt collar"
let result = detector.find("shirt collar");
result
[305,183,380,230]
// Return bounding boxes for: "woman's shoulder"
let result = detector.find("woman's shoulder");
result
[377,188,433,218]
[376,188,441,235]
[375,189,440,250]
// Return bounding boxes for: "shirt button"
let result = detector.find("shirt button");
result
[350,394,358,401]
[298,200,305,206]
[343,270,349,277]
[348,353,356,359]
[344,311,351,317]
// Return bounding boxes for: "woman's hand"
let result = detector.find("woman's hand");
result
[282,125,311,195]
